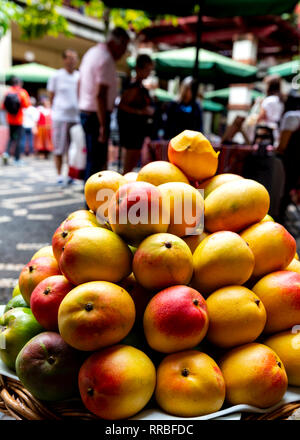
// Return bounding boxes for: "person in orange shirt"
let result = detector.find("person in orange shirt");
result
[2,76,30,165]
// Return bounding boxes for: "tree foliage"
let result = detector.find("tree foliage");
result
[18,0,71,39]
[0,0,22,38]
[0,0,161,40]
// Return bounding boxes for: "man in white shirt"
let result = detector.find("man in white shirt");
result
[78,27,129,180]
[47,49,80,184]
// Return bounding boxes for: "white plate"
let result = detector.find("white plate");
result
[1,305,299,420]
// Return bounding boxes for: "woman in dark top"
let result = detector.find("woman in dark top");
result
[164,77,203,140]
[118,54,154,174]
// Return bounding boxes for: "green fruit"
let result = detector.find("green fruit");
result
[0,308,44,370]
[16,332,83,401]
[4,295,29,313]
[12,284,21,298]
[128,245,137,256]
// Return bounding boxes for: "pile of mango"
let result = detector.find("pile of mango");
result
[2,130,300,420]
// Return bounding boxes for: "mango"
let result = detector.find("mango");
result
[204,179,270,233]
[137,161,189,186]
[133,233,193,290]
[58,281,135,351]
[220,343,287,408]
[192,231,254,296]
[252,271,300,334]
[156,350,225,417]
[16,332,83,401]
[206,286,266,348]
[265,330,300,386]
[79,345,156,419]
[240,221,296,279]
[144,285,209,353]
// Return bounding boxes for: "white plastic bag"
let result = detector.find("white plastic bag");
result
[68,124,87,180]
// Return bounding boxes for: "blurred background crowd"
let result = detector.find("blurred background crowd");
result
[1,0,300,229]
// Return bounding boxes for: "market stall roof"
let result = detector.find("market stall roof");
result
[128,48,257,82]
[103,0,299,17]
[154,88,224,111]
[205,87,263,103]
[5,63,56,83]
[138,15,300,58]
[267,60,300,80]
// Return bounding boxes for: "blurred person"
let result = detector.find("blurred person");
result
[164,77,203,139]
[47,49,79,184]
[243,124,284,220]
[78,27,130,180]
[118,54,154,174]
[258,75,284,143]
[35,97,53,159]
[277,90,300,222]
[1,76,30,165]
[20,96,39,156]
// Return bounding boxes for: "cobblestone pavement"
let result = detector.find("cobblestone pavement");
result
[0,156,85,303]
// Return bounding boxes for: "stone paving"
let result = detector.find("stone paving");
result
[0,156,85,303]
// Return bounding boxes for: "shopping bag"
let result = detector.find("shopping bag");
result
[68,124,86,180]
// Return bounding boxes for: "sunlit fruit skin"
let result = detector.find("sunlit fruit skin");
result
[137,161,189,186]
[198,173,243,199]
[66,209,98,222]
[58,281,135,351]
[16,332,83,401]
[19,256,61,305]
[108,181,169,246]
[59,227,132,286]
[252,271,300,334]
[78,345,156,420]
[285,258,300,275]
[124,171,138,183]
[143,286,209,353]
[119,273,155,322]
[219,343,287,408]
[52,215,99,264]
[168,130,219,182]
[265,331,300,386]
[0,308,43,370]
[30,275,74,330]
[84,170,126,217]
[133,233,193,290]
[206,286,266,348]
[158,182,204,237]
[192,231,254,296]
[155,350,225,417]
[240,222,296,279]
[182,231,209,254]
[32,245,54,260]
[204,179,270,233]
[12,284,21,298]
[261,214,274,223]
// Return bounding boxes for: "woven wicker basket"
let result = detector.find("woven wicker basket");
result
[0,375,299,421]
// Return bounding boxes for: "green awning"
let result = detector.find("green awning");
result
[153,88,224,112]
[202,99,224,112]
[267,60,300,80]
[153,88,176,102]
[128,48,257,83]
[205,87,263,103]
[5,63,57,83]
[103,0,298,17]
